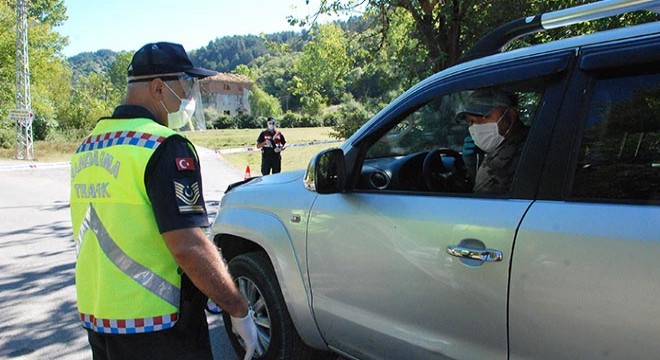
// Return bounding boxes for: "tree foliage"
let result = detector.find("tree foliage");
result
[0,0,71,144]
[291,23,352,114]
[296,0,659,74]
[249,86,283,119]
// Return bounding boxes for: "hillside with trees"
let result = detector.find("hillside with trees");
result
[0,0,657,149]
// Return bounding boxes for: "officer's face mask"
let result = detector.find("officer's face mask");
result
[468,109,509,153]
[160,78,197,130]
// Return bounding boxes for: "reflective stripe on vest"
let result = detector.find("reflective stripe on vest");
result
[76,131,166,153]
[76,203,181,309]
[79,312,178,334]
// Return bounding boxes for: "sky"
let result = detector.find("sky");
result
[57,0,334,57]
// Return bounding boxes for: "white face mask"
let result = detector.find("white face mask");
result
[161,82,196,130]
[468,111,508,153]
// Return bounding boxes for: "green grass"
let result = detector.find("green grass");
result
[185,127,342,173]
[1,127,344,173]
[0,139,79,163]
[221,142,342,174]
[185,127,337,149]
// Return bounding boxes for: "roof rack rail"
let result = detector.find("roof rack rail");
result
[459,0,660,63]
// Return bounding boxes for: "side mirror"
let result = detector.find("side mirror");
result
[304,148,345,194]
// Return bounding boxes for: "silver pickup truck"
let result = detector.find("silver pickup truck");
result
[211,1,660,359]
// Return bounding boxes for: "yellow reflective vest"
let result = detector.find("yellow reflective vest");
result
[70,118,184,334]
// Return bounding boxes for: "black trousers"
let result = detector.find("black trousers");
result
[261,154,281,175]
[86,277,212,360]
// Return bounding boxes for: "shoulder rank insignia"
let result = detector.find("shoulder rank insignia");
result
[173,178,204,214]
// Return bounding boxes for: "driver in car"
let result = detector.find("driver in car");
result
[456,88,530,194]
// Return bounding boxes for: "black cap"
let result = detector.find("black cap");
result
[127,42,217,79]
[456,88,518,122]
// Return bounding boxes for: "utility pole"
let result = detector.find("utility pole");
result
[11,0,34,160]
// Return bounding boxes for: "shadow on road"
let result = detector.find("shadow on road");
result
[0,217,88,359]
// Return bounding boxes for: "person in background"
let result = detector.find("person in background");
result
[256,117,287,175]
[456,88,530,194]
[69,42,257,360]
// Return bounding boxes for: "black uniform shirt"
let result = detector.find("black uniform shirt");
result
[109,105,209,233]
[257,129,286,156]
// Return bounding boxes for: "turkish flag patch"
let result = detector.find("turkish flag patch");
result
[175,157,195,171]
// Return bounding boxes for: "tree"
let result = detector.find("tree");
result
[250,52,302,112]
[107,51,133,104]
[295,0,659,76]
[57,72,113,134]
[0,0,71,144]
[291,23,351,115]
[249,86,283,119]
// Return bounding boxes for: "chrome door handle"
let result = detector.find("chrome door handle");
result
[447,246,503,262]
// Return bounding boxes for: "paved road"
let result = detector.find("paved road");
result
[0,147,244,359]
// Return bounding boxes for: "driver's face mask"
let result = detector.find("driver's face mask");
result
[468,109,508,153]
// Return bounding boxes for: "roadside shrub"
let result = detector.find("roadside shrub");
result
[234,114,259,129]
[278,112,299,128]
[330,94,372,139]
[204,108,219,129]
[213,115,234,129]
[204,108,236,129]
[32,115,59,141]
[278,111,322,128]
[322,108,341,127]
[0,127,13,149]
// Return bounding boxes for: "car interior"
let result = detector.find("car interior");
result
[355,82,544,195]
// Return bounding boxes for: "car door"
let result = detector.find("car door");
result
[306,52,573,360]
[509,36,660,359]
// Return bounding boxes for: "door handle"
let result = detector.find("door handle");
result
[447,245,503,262]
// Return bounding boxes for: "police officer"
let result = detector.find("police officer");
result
[256,117,287,175]
[456,88,530,194]
[69,42,257,360]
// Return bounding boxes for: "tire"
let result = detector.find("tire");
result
[222,252,334,360]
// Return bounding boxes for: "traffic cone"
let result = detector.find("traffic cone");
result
[244,165,251,180]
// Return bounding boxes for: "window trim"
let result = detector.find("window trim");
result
[538,36,660,205]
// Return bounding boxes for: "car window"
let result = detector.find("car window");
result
[570,71,660,202]
[366,93,469,159]
[356,81,545,196]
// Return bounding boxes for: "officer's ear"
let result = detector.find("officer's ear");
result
[150,78,165,101]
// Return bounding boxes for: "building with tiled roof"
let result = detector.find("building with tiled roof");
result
[199,73,253,117]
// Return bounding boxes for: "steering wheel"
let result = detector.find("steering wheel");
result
[422,148,472,192]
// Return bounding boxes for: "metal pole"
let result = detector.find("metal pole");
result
[15,0,33,160]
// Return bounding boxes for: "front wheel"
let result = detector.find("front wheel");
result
[222,252,333,360]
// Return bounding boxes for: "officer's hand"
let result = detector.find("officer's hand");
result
[463,135,477,155]
[231,310,258,360]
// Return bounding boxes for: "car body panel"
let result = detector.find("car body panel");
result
[213,171,328,348]
[307,193,532,359]
[509,202,660,359]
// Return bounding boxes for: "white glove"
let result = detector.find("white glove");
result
[274,147,281,153]
[231,310,258,360]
